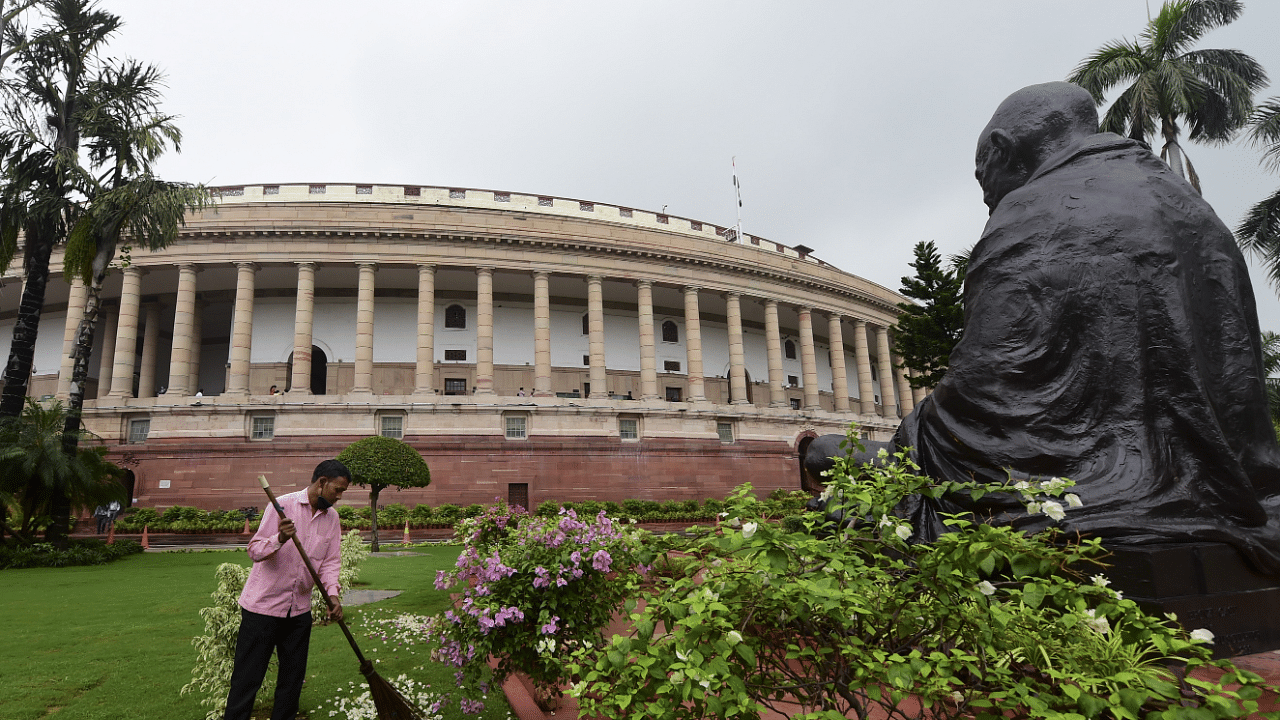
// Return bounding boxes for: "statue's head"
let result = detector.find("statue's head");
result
[975,82,1098,214]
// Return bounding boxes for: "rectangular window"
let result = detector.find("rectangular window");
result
[619,417,639,441]
[717,421,735,444]
[444,349,467,361]
[664,360,682,372]
[128,418,150,444]
[789,398,801,410]
[666,386,683,402]
[788,375,800,387]
[583,354,591,366]
[444,378,467,395]
[505,415,527,440]
[380,415,404,439]
[251,416,275,440]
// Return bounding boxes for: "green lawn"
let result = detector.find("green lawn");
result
[0,545,514,720]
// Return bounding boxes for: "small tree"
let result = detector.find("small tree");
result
[893,240,964,389]
[335,436,430,552]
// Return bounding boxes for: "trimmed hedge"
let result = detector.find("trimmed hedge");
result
[102,491,816,535]
[0,538,144,569]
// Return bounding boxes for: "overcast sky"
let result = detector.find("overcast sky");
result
[100,1,1280,328]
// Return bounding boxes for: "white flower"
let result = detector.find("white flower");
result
[1165,612,1178,622]
[878,514,893,528]
[676,649,688,661]
[1092,574,1110,587]
[1064,493,1083,507]
[1190,628,1215,644]
[877,448,889,458]
[1039,477,1068,493]
[895,524,912,541]
[818,485,833,502]
[727,630,743,645]
[1041,500,1065,521]
[726,516,742,528]
[1083,608,1111,635]
[742,521,758,539]
[699,679,711,690]
[976,580,996,596]
[1013,480,1031,491]
[1025,501,1041,515]
[950,691,964,704]
[718,511,728,518]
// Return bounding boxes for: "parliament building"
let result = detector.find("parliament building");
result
[1,184,921,511]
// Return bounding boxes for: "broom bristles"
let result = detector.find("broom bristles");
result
[360,660,429,720]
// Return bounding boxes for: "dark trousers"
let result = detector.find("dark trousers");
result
[224,608,312,720]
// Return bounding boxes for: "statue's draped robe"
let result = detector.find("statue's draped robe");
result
[895,133,1280,572]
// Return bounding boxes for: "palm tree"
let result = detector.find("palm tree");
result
[43,60,207,547]
[1236,97,1280,287]
[1068,0,1267,192]
[0,0,122,418]
[0,398,124,541]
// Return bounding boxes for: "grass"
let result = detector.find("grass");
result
[0,544,514,720]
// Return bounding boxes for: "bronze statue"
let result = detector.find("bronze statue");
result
[812,82,1280,573]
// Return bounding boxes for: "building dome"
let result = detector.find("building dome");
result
[2,183,923,511]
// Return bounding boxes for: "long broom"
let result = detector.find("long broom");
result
[257,476,426,720]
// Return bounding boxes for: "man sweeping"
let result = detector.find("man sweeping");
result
[225,460,351,720]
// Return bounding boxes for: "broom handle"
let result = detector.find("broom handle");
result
[259,478,370,667]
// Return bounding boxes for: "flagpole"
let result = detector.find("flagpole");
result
[732,157,744,243]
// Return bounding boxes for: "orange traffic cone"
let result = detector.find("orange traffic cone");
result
[243,517,252,535]
[106,523,115,545]
[403,520,411,545]
[141,525,150,549]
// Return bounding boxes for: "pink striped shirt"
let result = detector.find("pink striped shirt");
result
[239,490,342,618]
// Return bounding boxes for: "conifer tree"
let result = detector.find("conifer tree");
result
[892,241,963,389]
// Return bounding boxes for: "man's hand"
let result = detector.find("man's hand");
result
[277,518,296,544]
[327,598,343,622]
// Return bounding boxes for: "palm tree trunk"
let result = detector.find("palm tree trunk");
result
[1161,116,1186,180]
[0,224,55,418]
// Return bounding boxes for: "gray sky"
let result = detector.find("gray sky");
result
[103,1,1280,328]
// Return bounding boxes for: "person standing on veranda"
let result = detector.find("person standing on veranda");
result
[224,460,351,720]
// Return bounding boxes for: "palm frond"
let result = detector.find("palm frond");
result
[1236,188,1280,288]
[1246,97,1280,173]
[1067,40,1147,101]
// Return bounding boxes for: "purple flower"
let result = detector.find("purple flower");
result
[592,549,613,572]
[540,615,560,634]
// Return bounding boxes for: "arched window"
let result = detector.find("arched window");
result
[784,339,797,360]
[445,304,467,329]
[661,320,679,343]
[582,313,590,335]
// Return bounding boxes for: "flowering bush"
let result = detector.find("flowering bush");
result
[569,428,1278,720]
[427,499,653,714]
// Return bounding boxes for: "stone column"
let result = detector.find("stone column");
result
[289,262,316,395]
[853,319,876,415]
[586,275,607,399]
[913,374,928,405]
[827,313,850,412]
[414,264,436,395]
[475,267,495,395]
[532,271,553,397]
[188,304,202,395]
[895,355,914,417]
[798,307,820,409]
[167,263,198,396]
[764,299,786,407]
[352,262,376,394]
[725,293,749,404]
[56,278,88,399]
[137,303,160,398]
[683,286,706,402]
[108,266,145,399]
[97,306,118,399]
[875,324,898,418]
[226,262,257,395]
[636,280,658,400]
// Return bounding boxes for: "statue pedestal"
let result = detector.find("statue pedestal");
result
[1106,543,1280,658]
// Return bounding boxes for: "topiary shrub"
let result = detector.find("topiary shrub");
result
[335,436,430,552]
[535,500,561,518]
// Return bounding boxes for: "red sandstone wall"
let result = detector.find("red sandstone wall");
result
[111,435,805,512]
